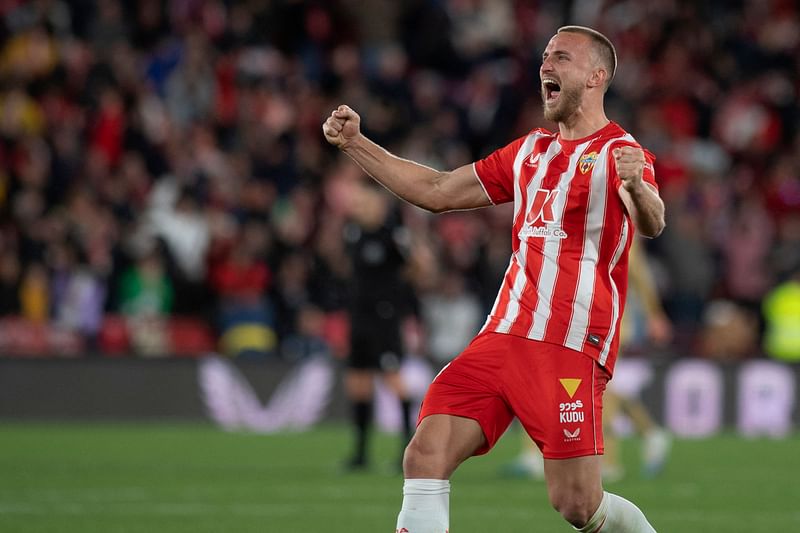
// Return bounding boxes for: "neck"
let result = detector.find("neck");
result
[557,103,610,140]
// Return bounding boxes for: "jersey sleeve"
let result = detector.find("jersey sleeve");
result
[473,136,527,205]
[608,142,659,192]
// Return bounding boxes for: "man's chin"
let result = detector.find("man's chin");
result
[543,107,564,123]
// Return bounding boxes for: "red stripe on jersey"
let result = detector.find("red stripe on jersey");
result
[483,257,521,332]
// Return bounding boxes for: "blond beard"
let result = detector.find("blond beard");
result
[542,85,583,123]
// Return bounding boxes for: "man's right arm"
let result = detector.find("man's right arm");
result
[322,105,492,213]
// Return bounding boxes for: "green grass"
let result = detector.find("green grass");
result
[0,422,798,532]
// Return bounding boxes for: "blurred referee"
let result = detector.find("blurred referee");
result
[342,182,414,470]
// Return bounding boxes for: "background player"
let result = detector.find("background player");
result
[324,26,664,533]
[603,237,673,480]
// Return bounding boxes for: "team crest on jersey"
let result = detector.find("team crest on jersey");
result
[579,151,598,174]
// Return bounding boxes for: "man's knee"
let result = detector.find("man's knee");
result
[549,486,601,527]
[402,414,485,479]
[402,434,452,479]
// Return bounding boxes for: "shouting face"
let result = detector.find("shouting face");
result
[540,32,599,123]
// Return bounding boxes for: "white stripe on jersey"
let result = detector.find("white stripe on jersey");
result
[591,362,598,454]
[497,240,526,333]
[564,144,612,351]
[497,137,562,332]
[511,132,543,234]
[599,216,629,365]
[529,140,593,340]
[471,162,495,205]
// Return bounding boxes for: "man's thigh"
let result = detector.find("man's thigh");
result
[417,332,515,455]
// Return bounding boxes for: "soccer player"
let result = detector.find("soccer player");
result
[323,25,664,533]
[603,237,673,481]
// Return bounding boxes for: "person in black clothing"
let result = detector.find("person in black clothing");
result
[343,182,414,470]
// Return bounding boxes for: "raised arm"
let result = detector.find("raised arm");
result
[613,146,666,238]
[322,105,492,213]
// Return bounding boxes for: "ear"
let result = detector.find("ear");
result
[587,68,607,89]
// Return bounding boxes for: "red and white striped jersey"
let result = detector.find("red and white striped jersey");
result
[473,121,658,372]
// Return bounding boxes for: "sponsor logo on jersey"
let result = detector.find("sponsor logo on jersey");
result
[579,151,598,174]
[563,427,581,441]
[587,333,602,346]
[519,226,568,239]
[520,189,568,240]
[559,378,582,398]
[526,189,559,225]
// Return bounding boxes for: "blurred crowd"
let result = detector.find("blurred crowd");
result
[0,0,798,361]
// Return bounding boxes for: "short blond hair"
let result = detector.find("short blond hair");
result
[557,25,617,91]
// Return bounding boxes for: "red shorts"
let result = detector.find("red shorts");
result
[419,332,611,459]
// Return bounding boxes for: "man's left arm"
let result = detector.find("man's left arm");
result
[613,146,665,238]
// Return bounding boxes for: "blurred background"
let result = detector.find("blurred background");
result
[0,1,798,531]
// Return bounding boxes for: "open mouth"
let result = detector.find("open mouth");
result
[542,79,561,103]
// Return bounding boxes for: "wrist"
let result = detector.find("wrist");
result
[625,179,647,196]
[340,133,365,154]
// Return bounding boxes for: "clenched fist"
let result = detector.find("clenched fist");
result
[612,146,646,192]
[322,105,361,149]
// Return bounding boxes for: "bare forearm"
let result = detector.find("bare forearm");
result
[324,105,489,212]
[627,184,665,238]
[342,134,447,212]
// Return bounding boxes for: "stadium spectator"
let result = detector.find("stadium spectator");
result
[700,299,760,361]
[49,239,106,347]
[419,268,483,367]
[18,260,47,322]
[210,222,275,359]
[118,246,174,318]
[280,303,330,362]
[762,270,800,363]
[0,249,21,315]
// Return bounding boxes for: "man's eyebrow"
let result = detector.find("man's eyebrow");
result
[542,49,572,59]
